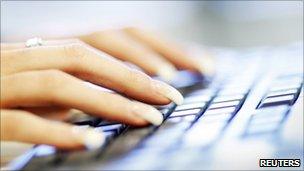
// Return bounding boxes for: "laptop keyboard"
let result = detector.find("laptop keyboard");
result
[14,70,301,170]
[11,69,301,171]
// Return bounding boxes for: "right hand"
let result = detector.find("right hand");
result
[0,39,183,149]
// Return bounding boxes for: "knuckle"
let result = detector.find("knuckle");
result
[63,43,86,58]
[36,70,71,97]
[63,43,88,69]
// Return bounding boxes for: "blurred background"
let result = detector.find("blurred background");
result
[1,1,303,47]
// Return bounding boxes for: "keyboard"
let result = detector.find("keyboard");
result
[7,43,304,170]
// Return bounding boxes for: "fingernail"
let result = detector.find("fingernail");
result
[73,127,105,149]
[152,80,184,105]
[132,102,163,125]
[156,63,178,82]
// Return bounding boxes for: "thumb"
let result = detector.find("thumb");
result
[0,109,104,150]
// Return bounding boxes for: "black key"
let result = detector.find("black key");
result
[259,95,294,108]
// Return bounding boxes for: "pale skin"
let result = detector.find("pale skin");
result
[0,27,211,149]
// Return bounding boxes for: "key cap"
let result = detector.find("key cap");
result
[204,107,236,116]
[251,114,285,125]
[274,75,302,85]
[142,118,191,148]
[188,89,216,96]
[246,122,279,135]
[208,100,239,109]
[198,114,231,123]
[217,87,248,96]
[251,105,288,121]
[270,83,302,92]
[34,145,56,157]
[182,115,197,122]
[175,102,206,111]
[183,95,212,104]
[170,109,201,117]
[169,114,197,122]
[184,121,226,147]
[213,94,244,103]
[259,95,294,108]
[245,106,289,135]
[266,89,298,98]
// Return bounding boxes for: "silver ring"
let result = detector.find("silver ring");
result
[25,37,43,47]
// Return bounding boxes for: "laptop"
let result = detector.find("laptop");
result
[5,42,303,170]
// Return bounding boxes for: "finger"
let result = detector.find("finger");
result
[1,43,183,105]
[80,30,178,81]
[1,70,164,126]
[124,27,208,74]
[1,39,81,51]
[23,106,71,121]
[0,109,104,149]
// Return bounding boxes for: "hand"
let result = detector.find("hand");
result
[0,39,183,149]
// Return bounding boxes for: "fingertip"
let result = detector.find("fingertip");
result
[131,101,164,126]
[71,126,105,150]
[152,80,184,105]
[196,56,216,76]
[155,63,179,83]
